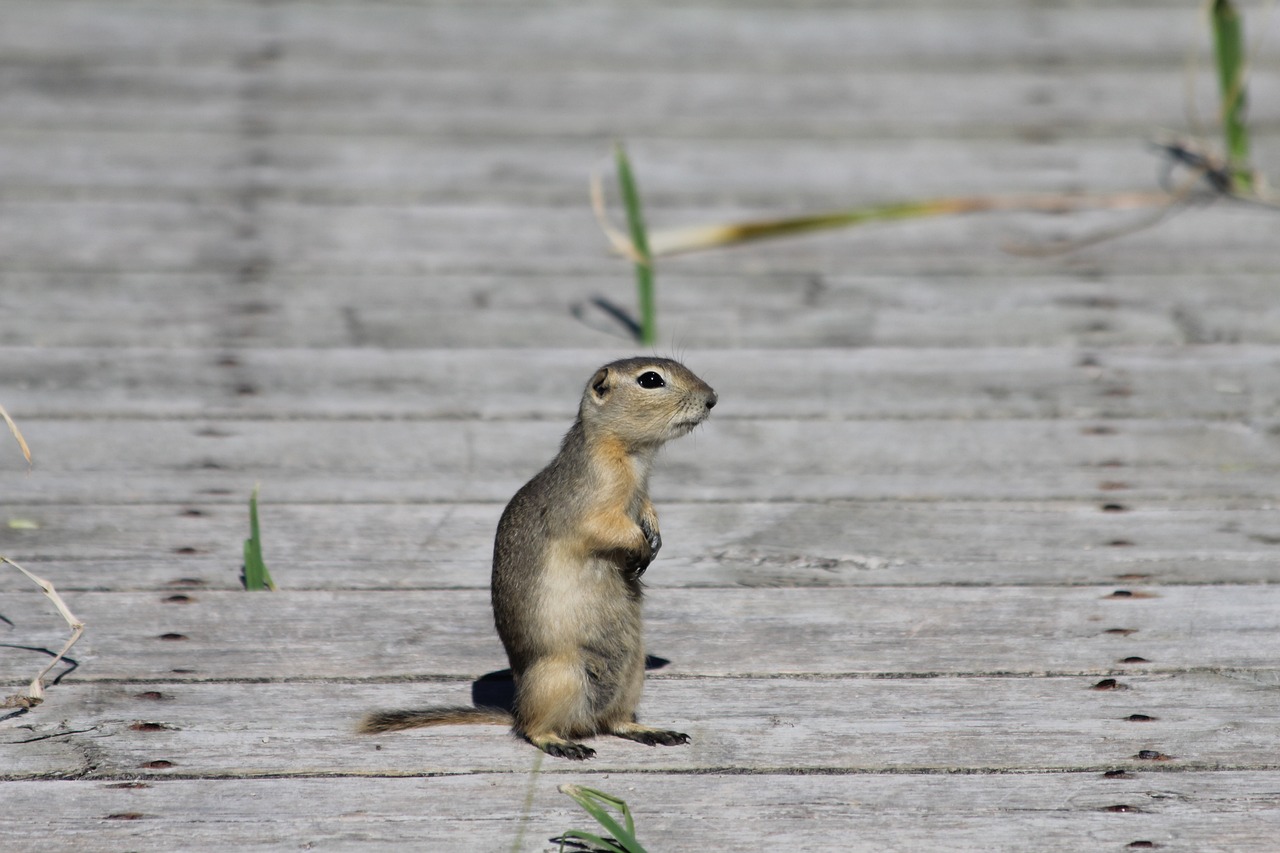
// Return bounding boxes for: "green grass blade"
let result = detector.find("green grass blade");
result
[1212,0,1252,192]
[562,793,634,849]
[614,143,656,346]
[243,485,276,591]
[556,830,628,853]
[558,785,646,853]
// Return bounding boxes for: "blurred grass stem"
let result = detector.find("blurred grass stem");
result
[614,144,657,346]
[1212,0,1253,192]
[244,484,277,591]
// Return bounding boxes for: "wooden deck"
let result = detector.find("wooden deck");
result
[3,1,1280,850]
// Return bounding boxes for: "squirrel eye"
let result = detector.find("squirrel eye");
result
[636,371,665,389]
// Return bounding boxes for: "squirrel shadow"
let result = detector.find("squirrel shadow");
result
[471,655,673,712]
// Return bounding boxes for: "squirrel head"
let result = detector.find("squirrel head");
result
[580,357,717,449]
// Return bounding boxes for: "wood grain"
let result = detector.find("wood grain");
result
[3,500,1280,591]
[2,586,1277,683]
[5,673,1277,778]
[2,772,1276,852]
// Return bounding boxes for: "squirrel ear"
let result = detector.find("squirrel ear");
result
[589,367,611,400]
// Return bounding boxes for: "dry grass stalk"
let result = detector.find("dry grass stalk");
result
[1,557,86,709]
[642,191,1174,257]
[590,163,647,264]
[0,403,31,467]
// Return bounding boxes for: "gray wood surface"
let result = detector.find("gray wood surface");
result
[4,414,1280,504]
[4,0,1279,850]
[2,772,1277,852]
[6,499,1280,591]
[5,346,1280,418]
[10,672,1280,776]
[4,586,1278,684]
[9,272,1280,348]
[7,201,1280,278]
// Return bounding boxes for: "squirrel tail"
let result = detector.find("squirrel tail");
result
[357,705,513,734]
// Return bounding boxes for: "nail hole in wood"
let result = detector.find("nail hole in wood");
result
[130,722,176,732]
[1106,589,1156,599]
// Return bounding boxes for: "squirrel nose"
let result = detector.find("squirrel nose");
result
[705,392,718,410]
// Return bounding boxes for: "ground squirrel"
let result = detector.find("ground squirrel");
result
[359,357,717,759]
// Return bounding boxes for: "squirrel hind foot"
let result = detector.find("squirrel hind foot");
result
[612,723,690,747]
[535,736,597,761]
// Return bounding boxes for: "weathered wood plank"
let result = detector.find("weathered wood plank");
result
[3,771,1277,852]
[4,501,1280,592]
[14,66,1276,137]
[3,201,1279,279]
[0,732,84,779]
[14,132,1266,206]
[4,418,1277,504]
[2,587,1277,683]
[6,271,1280,348]
[4,2,1265,71]
[6,673,1277,777]
[5,346,1279,421]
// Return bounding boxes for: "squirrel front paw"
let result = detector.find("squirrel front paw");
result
[639,515,662,559]
[627,542,653,576]
[626,515,662,576]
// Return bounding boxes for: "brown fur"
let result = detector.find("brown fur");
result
[358,357,717,759]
